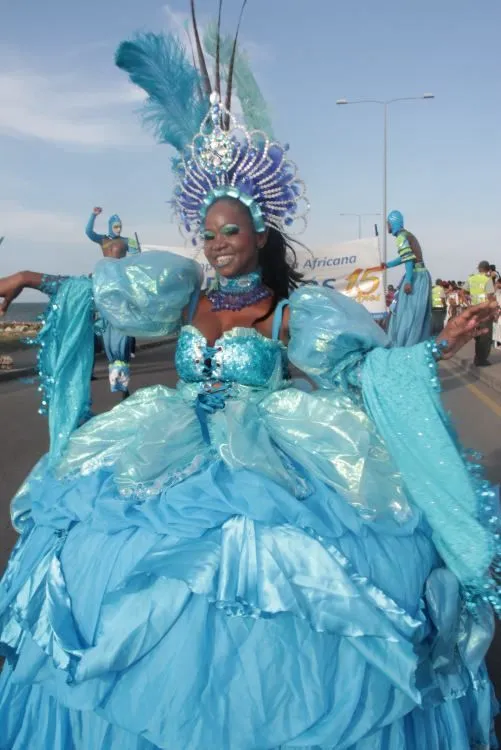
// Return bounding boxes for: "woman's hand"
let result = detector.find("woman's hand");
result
[0,272,25,316]
[437,301,498,359]
[93,206,103,216]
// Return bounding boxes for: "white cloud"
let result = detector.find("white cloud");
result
[163,4,191,35]
[162,3,272,67]
[0,199,182,250]
[0,200,83,244]
[0,67,148,149]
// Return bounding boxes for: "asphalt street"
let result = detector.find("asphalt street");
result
[0,342,500,727]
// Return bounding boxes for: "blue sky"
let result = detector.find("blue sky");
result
[1,0,500,295]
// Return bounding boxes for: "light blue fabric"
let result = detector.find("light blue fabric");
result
[362,344,494,584]
[93,251,203,338]
[387,267,432,347]
[37,277,94,462]
[288,286,498,587]
[99,314,133,393]
[102,324,133,367]
[0,274,497,749]
[288,284,388,390]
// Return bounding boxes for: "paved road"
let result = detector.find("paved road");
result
[0,343,500,719]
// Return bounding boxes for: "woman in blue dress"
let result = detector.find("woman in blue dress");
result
[385,210,433,347]
[0,28,499,750]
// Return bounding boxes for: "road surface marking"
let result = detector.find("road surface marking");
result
[465,381,501,419]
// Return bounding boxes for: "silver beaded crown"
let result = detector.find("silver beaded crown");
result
[172,93,309,244]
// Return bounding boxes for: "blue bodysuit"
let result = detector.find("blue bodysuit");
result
[85,213,140,255]
[85,213,138,393]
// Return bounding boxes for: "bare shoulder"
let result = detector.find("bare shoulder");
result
[405,230,419,245]
[406,231,423,259]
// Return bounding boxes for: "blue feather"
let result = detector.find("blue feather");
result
[116,32,208,152]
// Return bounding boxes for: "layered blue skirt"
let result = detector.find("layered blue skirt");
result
[388,266,432,347]
[0,383,497,749]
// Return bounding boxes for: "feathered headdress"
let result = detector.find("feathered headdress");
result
[173,93,308,243]
[116,1,308,243]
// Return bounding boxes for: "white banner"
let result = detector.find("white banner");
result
[143,237,386,317]
[296,238,385,317]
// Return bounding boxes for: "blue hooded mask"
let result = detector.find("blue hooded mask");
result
[387,210,404,236]
[108,214,122,238]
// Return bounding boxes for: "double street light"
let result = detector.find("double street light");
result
[336,94,435,271]
[339,212,381,239]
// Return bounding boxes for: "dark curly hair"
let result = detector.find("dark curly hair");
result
[254,227,305,323]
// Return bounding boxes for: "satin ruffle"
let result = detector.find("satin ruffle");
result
[0,450,497,748]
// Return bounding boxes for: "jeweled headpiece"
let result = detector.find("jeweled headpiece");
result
[173,93,308,243]
[116,2,309,245]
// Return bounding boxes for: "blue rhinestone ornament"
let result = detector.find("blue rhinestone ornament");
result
[173,93,309,244]
[207,270,272,312]
[430,338,449,361]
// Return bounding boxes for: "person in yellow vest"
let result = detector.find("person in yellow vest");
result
[464,261,495,366]
[431,279,446,335]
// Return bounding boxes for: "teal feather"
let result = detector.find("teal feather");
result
[203,23,274,138]
[116,32,208,152]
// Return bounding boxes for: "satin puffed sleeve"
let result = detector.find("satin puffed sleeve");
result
[93,250,203,338]
[288,285,388,388]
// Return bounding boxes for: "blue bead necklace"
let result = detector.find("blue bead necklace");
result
[207,270,272,312]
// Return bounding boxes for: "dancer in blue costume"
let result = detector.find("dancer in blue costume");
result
[85,207,140,256]
[385,210,432,346]
[0,12,500,749]
[85,207,139,398]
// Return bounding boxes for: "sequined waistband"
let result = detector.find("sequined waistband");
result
[414,262,427,271]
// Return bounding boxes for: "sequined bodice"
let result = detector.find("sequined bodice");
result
[175,325,287,388]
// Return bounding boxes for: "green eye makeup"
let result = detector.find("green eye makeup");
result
[221,224,240,236]
[203,225,240,240]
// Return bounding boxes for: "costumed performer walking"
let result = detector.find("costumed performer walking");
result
[85,207,141,398]
[0,7,499,749]
[384,209,432,346]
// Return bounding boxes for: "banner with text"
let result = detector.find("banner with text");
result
[142,237,385,317]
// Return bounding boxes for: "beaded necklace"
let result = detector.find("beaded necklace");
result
[207,270,271,312]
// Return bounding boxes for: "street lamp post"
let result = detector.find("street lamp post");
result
[336,95,434,279]
[340,212,381,239]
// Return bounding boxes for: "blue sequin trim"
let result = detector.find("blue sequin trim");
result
[424,339,501,615]
[38,274,65,297]
[462,455,501,617]
[423,338,443,391]
[23,279,93,422]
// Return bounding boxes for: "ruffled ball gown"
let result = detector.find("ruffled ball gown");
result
[0,252,497,749]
